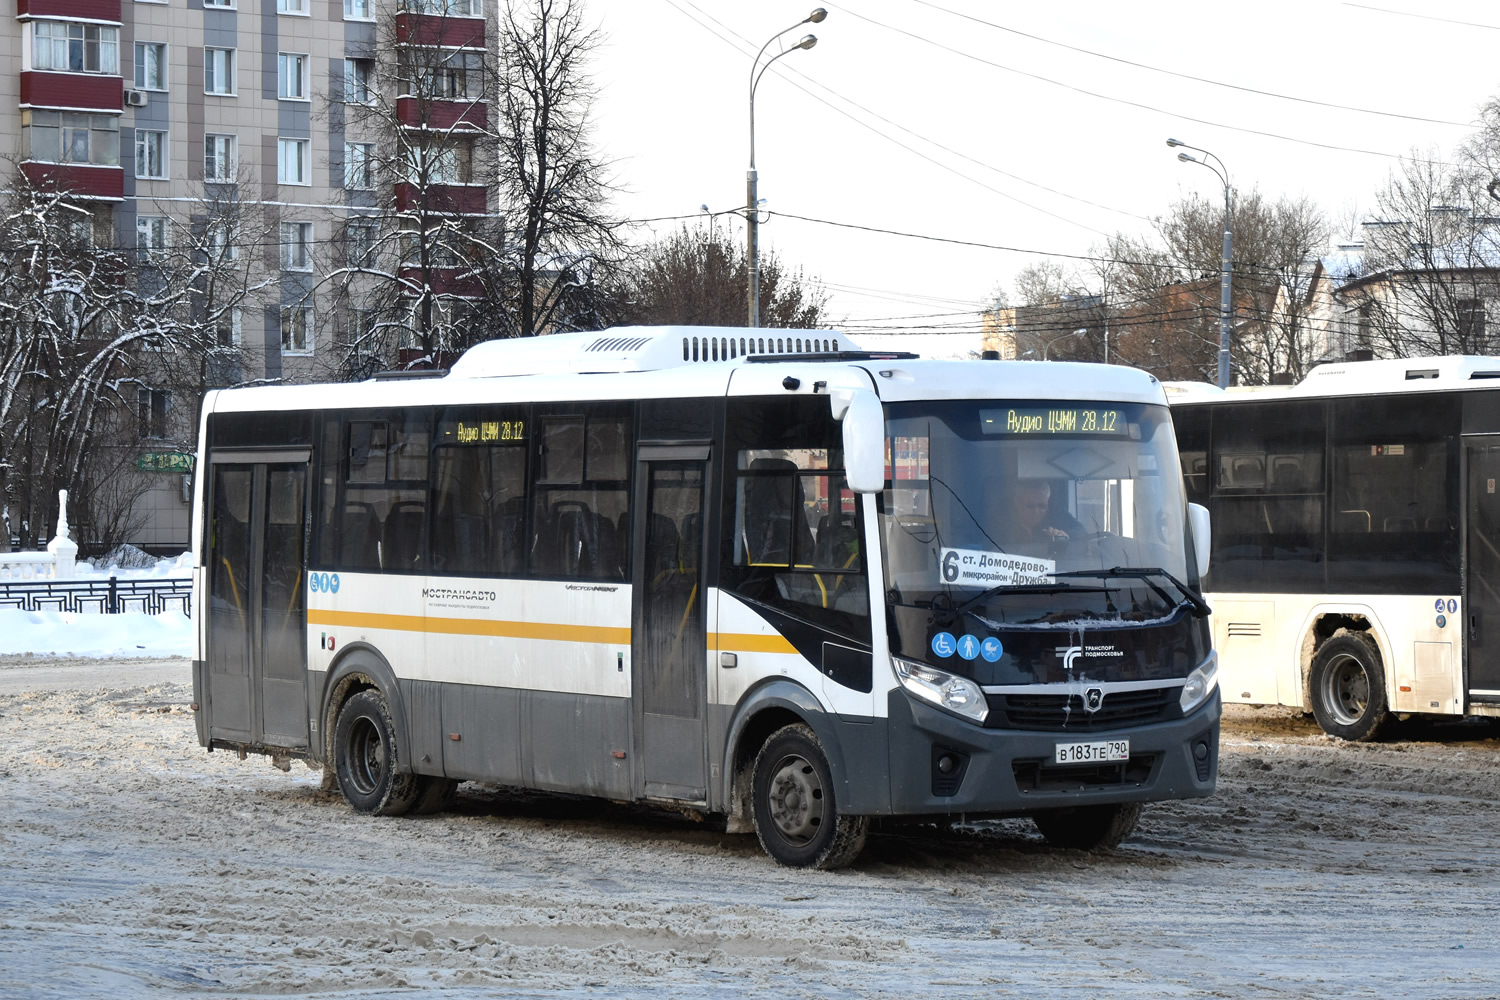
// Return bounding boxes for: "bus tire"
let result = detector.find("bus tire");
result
[751,723,868,869]
[1309,632,1391,742]
[333,689,419,816]
[410,776,459,816]
[1032,802,1141,850]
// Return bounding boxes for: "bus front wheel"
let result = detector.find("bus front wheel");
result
[1032,802,1141,850]
[1309,632,1391,741]
[751,724,868,869]
[334,689,419,815]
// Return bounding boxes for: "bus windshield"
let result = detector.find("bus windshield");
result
[879,400,1192,628]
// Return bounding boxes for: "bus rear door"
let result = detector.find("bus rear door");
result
[1466,438,1500,697]
[205,452,311,750]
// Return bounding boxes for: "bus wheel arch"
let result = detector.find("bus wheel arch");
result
[1300,614,1379,711]
[722,681,847,837]
[321,645,413,782]
[1307,625,1392,741]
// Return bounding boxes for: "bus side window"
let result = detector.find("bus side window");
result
[531,409,629,581]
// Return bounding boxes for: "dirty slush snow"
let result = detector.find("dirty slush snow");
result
[1,657,1498,998]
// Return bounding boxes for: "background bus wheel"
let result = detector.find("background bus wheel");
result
[1032,802,1141,850]
[410,776,459,816]
[752,724,868,869]
[1309,632,1391,742]
[334,690,419,816]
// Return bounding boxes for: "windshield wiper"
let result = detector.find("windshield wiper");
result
[1051,566,1212,618]
[935,581,1117,624]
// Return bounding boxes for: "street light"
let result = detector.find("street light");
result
[748,9,825,328]
[1167,138,1233,389]
[1043,327,1087,361]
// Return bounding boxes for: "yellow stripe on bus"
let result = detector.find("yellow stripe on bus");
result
[709,632,798,655]
[307,608,631,645]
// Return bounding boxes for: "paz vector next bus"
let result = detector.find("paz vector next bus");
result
[191,327,1220,868]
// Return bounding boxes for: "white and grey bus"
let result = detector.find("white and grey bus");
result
[1169,355,1500,741]
[192,327,1220,868]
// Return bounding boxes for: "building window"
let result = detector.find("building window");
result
[278,52,309,100]
[277,0,309,13]
[344,142,376,189]
[1458,298,1486,344]
[135,129,167,179]
[402,49,484,100]
[31,22,120,75]
[206,219,239,262]
[203,0,236,8]
[205,47,235,95]
[281,222,313,271]
[281,305,314,354]
[402,0,481,15]
[407,142,472,185]
[136,216,168,259]
[344,58,376,104]
[137,387,172,439]
[134,42,167,91]
[204,134,236,182]
[277,138,310,185]
[213,307,243,347]
[22,111,120,166]
[347,219,379,266]
[344,0,374,19]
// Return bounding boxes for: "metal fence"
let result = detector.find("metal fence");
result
[0,577,192,616]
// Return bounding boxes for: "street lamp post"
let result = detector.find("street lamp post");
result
[1167,138,1233,389]
[748,8,825,328]
[1043,327,1087,361]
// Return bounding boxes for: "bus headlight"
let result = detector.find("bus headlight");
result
[893,658,989,724]
[1179,652,1219,714]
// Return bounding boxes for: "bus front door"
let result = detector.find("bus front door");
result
[632,453,709,802]
[206,456,310,751]
[1466,438,1500,696]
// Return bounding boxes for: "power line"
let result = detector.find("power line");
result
[830,3,1461,164]
[900,0,1474,128]
[1343,3,1500,30]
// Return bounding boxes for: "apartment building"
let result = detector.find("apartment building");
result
[3,0,494,550]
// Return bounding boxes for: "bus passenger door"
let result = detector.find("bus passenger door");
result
[206,455,310,750]
[632,451,709,802]
[1466,438,1500,695]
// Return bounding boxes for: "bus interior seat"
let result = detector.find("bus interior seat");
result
[743,459,814,565]
[341,501,381,568]
[1270,457,1304,490]
[381,501,426,570]
[814,510,860,569]
[680,511,702,570]
[547,501,619,579]
[1336,509,1372,533]
[495,495,527,574]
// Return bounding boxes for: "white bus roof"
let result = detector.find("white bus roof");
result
[1166,355,1500,406]
[207,327,1169,414]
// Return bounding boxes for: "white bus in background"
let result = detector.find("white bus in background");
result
[192,327,1219,868]
[1169,356,1500,740]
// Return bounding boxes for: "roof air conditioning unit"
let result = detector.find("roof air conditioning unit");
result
[124,89,148,107]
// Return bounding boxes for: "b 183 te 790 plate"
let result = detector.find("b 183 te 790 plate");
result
[1054,739,1129,764]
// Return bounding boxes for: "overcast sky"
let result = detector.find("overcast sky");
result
[586,0,1500,342]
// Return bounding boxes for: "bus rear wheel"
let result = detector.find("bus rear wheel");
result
[751,724,868,869]
[1309,632,1391,742]
[334,689,419,816]
[1032,802,1141,850]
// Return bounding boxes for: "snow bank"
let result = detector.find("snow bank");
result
[74,550,193,581]
[0,608,193,658]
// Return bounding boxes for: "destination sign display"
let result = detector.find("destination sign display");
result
[439,415,526,445]
[980,407,1128,436]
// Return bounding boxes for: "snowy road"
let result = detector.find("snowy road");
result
[2,657,1498,998]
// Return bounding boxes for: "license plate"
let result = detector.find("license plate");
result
[1055,739,1130,764]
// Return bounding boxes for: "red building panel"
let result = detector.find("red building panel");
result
[396,97,488,131]
[20,161,124,200]
[21,72,124,112]
[393,182,488,216]
[17,0,122,20]
[394,12,486,48]
[398,268,485,299]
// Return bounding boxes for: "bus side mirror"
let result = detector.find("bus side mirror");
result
[830,387,885,494]
[1188,502,1211,579]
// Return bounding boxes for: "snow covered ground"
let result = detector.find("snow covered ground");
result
[0,553,192,659]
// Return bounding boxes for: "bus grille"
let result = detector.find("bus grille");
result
[1012,754,1157,792]
[987,685,1180,731]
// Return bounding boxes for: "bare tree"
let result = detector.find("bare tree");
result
[619,224,829,329]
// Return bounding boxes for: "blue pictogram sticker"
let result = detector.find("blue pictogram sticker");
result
[980,637,1003,662]
[329,573,340,594]
[1435,598,1445,611]
[310,574,321,593]
[931,632,957,658]
[957,634,981,660]
[1448,598,1458,614]
[1437,614,1447,628]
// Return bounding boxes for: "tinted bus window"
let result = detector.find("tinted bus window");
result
[317,410,430,573]
[430,407,529,576]
[1327,394,1459,592]
[530,406,631,580]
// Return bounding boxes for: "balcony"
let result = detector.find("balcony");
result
[395,97,488,131]
[398,268,485,299]
[20,162,123,200]
[394,12,485,48]
[17,0,121,20]
[393,182,487,216]
[21,72,124,113]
